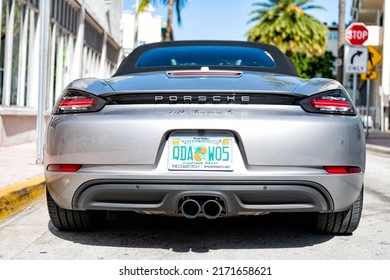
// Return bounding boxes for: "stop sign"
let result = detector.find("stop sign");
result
[346,23,369,45]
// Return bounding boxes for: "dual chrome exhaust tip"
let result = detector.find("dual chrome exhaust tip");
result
[180,197,224,219]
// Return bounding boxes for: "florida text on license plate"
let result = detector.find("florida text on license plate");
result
[168,136,233,171]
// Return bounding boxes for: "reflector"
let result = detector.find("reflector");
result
[324,166,361,174]
[47,164,82,172]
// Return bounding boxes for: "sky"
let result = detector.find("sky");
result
[123,0,353,41]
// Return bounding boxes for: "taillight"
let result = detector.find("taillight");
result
[53,90,105,114]
[324,166,362,174]
[59,98,95,109]
[300,90,356,115]
[47,164,82,172]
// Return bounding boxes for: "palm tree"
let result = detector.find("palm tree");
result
[138,0,187,41]
[247,0,328,57]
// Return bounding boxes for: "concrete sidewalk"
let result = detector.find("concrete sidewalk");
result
[0,142,45,221]
[0,132,389,221]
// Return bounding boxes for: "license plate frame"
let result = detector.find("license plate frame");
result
[168,135,233,171]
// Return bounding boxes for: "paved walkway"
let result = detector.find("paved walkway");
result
[0,131,389,221]
[0,142,45,221]
[0,142,43,189]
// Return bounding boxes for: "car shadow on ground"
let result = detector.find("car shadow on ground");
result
[49,212,334,252]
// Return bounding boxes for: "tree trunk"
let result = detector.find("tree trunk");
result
[337,0,345,83]
[165,0,175,41]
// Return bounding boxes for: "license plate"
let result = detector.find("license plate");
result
[168,136,233,171]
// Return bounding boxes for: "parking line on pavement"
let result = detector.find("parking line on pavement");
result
[0,175,46,221]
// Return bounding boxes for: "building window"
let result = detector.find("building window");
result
[107,37,120,64]
[85,16,104,54]
[10,0,22,105]
[1,0,120,109]
[1,0,38,107]
[328,31,338,41]
[51,0,79,36]
[28,0,40,9]
[0,0,6,103]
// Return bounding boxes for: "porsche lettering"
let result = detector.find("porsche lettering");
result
[154,95,250,103]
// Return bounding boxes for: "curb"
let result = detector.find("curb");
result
[366,144,390,155]
[0,175,46,222]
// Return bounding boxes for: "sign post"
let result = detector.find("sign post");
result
[36,0,51,164]
[345,22,370,138]
[361,46,383,81]
[366,79,370,138]
[367,45,383,70]
[345,46,368,74]
[361,71,378,80]
[344,45,368,104]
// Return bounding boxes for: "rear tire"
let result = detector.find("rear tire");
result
[314,187,363,234]
[46,188,106,231]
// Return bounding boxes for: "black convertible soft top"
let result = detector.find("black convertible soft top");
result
[113,41,299,77]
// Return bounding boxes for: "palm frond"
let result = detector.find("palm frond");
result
[175,0,187,25]
[247,0,328,57]
[137,0,156,14]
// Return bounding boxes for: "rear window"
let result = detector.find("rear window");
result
[135,46,276,69]
[113,41,299,77]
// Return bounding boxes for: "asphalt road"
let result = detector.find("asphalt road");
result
[1,150,389,260]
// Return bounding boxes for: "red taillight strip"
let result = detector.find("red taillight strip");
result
[310,99,352,109]
[167,70,243,77]
[324,166,362,174]
[59,98,95,108]
[47,164,82,172]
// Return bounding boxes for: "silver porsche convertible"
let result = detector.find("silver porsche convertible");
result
[44,41,365,234]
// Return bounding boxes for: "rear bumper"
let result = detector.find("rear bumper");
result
[45,168,364,214]
[71,179,333,215]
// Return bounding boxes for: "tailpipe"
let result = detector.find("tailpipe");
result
[202,200,222,219]
[181,199,201,219]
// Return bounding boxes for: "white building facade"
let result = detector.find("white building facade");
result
[121,4,162,57]
[326,23,339,59]
[352,0,389,131]
[0,0,122,147]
